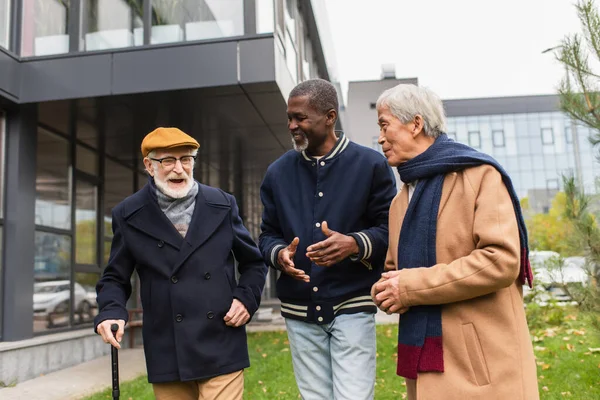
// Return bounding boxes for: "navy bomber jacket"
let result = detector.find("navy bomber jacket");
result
[259,133,397,324]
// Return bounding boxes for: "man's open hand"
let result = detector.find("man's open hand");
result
[306,221,359,267]
[277,237,310,282]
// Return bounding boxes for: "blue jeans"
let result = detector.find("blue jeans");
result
[285,313,376,400]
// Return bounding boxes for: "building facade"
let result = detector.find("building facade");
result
[346,77,599,214]
[444,95,600,212]
[0,0,337,383]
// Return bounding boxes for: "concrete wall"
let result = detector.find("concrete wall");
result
[346,78,419,148]
[0,328,142,385]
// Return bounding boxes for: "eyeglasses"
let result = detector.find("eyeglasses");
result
[149,155,196,168]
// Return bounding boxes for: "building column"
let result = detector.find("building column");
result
[2,104,37,341]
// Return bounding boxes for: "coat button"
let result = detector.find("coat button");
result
[175,314,183,322]
[158,240,164,248]
[204,273,211,280]
[207,311,215,319]
[171,276,178,284]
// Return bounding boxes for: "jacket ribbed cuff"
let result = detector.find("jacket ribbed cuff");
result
[269,244,287,270]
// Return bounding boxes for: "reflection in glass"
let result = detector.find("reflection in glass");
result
[151,0,243,44]
[39,101,70,135]
[0,0,10,49]
[138,172,148,191]
[76,181,97,265]
[74,272,100,325]
[33,232,71,332]
[77,99,99,148]
[21,0,70,56]
[105,159,134,235]
[77,145,99,176]
[82,0,143,51]
[35,128,71,229]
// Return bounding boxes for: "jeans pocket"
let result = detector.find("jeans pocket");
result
[462,323,491,386]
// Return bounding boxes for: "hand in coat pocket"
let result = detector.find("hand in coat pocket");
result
[224,298,250,327]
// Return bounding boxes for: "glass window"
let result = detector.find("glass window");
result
[76,145,99,176]
[21,0,70,57]
[285,30,298,83]
[104,159,134,232]
[256,0,274,34]
[104,103,135,166]
[0,0,10,49]
[541,127,554,145]
[468,131,481,148]
[35,128,71,230]
[149,0,243,44]
[82,0,143,51]
[39,101,71,135]
[33,232,71,333]
[75,180,97,265]
[565,125,573,144]
[492,130,505,147]
[138,172,148,191]
[77,99,99,148]
[447,132,457,141]
[74,272,99,325]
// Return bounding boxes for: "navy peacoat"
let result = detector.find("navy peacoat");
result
[94,180,267,383]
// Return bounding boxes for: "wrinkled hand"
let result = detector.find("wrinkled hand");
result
[277,237,310,282]
[371,271,409,315]
[224,299,250,327]
[306,222,359,267]
[97,319,126,349]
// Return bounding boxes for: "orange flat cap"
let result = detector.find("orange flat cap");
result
[141,127,200,157]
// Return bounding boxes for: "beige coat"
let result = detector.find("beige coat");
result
[385,165,538,400]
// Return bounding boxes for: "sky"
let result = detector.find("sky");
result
[324,0,583,101]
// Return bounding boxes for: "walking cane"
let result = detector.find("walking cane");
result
[110,323,120,400]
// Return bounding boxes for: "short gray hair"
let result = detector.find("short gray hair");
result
[376,84,446,138]
[289,78,339,116]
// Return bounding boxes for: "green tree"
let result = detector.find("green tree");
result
[549,0,600,335]
[551,0,600,137]
[526,192,583,256]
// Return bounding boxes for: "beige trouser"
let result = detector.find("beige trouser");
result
[152,370,244,400]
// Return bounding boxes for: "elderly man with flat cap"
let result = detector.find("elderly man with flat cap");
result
[94,127,267,400]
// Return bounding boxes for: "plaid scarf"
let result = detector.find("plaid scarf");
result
[394,133,533,379]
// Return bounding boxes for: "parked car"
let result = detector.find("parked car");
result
[33,280,96,326]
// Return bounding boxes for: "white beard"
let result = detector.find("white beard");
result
[292,131,309,152]
[153,166,194,199]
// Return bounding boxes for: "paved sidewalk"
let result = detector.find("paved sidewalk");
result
[0,348,147,400]
[0,309,397,399]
